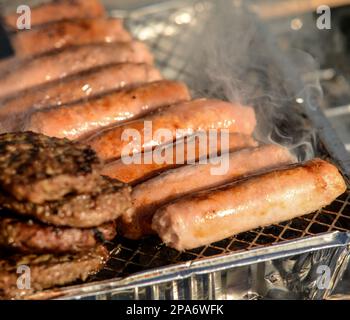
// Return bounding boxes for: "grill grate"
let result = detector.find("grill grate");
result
[122,1,212,84]
[91,190,350,281]
[87,0,350,282]
[2,0,350,293]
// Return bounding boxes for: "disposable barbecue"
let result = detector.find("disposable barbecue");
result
[0,0,349,301]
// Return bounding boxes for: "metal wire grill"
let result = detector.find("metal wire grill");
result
[87,1,350,282]
[122,1,211,85]
[1,0,350,293]
[91,190,350,281]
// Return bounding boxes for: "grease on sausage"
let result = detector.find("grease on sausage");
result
[12,18,132,58]
[101,133,258,184]
[121,144,296,239]
[25,80,190,140]
[0,63,162,126]
[87,99,256,161]
[152,158,346,250]
[0,42,154,98]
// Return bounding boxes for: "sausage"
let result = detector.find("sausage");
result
[87,99,256,161]
[11,18,132,58]
[25,80,191,140]
[0,63,162,126]
[121,144,296,239]
[0,42,153,98]
[152,158,346,251]
[4,0,106,30]
[101,132,258,184]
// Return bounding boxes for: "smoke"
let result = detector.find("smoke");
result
[0,0,324,162]
[182,0,323,161]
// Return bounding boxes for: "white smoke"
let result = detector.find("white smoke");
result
[182,0,323,161]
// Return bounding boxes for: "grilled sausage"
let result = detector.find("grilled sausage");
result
[87,99,256,161]
[0,63,162,127]
[121,144,296,239]
[0,42,153,98]
[101,133,258,184]
[152,158,346,250]
[4,0,106,30]
[12,18,132,58]
[25,80,190,140]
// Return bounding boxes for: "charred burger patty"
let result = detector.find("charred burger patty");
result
[0,131,102,204]
[0,245,109,299]
[0,177,131,228]
[0,216,117,253]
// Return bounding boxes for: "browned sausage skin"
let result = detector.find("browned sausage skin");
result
[25,80,191,140]
[0,42,154,98]
[12,18,132,58]
[101,133,258,184]
[4,0,106,30]
[121,144,296,239]
[152,159,346,251]
[0,63,162,128]
[87,99,256,161]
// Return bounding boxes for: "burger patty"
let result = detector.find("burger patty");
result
[0,177,132,228]
[0,132,102,204]
[0,245,108,299]
[0,217,117,253]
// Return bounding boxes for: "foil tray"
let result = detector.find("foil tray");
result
[3,0,350,300]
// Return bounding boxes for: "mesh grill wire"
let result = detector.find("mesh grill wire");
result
[94,191,350,280]
[1,0,349,285]
[91,2,350,281]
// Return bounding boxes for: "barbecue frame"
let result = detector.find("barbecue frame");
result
[2,0,350,300]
